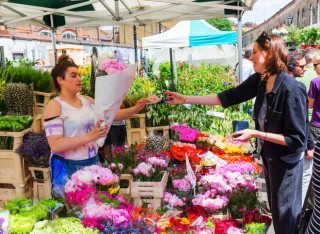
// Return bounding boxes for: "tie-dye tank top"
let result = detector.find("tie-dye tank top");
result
[44,95,97,160]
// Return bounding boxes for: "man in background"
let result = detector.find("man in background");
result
[301,48,318,92]
[287,52,315,208]
[234,49,254,86]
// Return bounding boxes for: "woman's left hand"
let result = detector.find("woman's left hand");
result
[232,129,255,141]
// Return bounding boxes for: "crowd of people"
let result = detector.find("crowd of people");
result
[41,31,320,234]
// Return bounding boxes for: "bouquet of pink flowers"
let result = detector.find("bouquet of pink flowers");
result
[98,59,126,75]
[130,155,168,182]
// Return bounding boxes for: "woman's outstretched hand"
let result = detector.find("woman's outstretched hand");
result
[133,98,148,113]
[164,91,185,104]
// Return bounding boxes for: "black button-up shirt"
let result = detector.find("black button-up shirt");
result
[218,71,312,161]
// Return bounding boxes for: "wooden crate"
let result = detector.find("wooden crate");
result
[32,114,44,132]
[33,91,55,115]
[0,182,32,208]
[127,129,147,146]
[146,125,170,141]
[33,181,52,200]
[131,171,168,211]
[0,128,32,151]
[126,114,146,130]
[119,174,132,198]
[0,151,31,185]
[29,167,51,182]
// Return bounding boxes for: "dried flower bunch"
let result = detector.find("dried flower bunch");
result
[4,83,34,116]
[16,130,51,167]
[144,135,166,153]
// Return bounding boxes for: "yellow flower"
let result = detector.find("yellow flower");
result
[179,218,190,225]
[108,186,120,195]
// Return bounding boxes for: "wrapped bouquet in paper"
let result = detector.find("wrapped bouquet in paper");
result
[93,54,138,147]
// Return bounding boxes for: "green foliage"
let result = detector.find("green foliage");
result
[146,104,173,127]
[158,61,172,91]
[5,58,36,67]
[80,75,93,98]
[206,18,232,31]
[176,63,234,96]
[0,65,52,92]
[286,25,300,44]
[123,76,156,108]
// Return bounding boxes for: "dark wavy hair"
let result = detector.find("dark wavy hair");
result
[51,54,78,92]
[256,32,289,81]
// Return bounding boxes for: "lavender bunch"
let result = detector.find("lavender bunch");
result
[102,220,156,234]
[15,130,51,167]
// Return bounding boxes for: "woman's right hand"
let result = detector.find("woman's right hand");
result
[164,91,185,104]
[92,120,109,139]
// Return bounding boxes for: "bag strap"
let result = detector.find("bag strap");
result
[302,179,313,211]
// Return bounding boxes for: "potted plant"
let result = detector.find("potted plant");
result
[286,25,300,47]
[299,29,309,49]
[308,27,320,49]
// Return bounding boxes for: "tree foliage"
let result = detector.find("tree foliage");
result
[206,18,232,31]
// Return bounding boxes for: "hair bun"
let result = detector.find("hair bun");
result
[57,54,70,64]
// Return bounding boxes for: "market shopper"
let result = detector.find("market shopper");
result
[286,52,315,207]
[44,54,147,196]
[165,32,309,234]
[308,52,320,141]
[234,48,254,86]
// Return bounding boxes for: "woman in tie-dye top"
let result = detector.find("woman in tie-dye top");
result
[44,55,146,196]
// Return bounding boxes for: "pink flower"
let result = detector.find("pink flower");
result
[98,59,126,75]
[164,192,185,207]
[82,217,104,231]
[66,191,76,204]
[173,177,192,191]
[75,190,92,205]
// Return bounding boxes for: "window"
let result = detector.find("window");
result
[83,36,89,41]
[12,53,24,60]
[62,31,76,40]
[38,30,51,37]
[297,11,300,27]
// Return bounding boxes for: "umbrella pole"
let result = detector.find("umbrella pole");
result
[237,16,243,84]
[169,48,175,91]
[51,28,57,65]
[50,15,57,65]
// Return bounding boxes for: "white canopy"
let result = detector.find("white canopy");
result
[142,20,238,69]
[0,0,256,28]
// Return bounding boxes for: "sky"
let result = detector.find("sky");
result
[241,0,292,24]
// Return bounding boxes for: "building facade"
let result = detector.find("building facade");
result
[243,0,320,47]
[0,21,175,66]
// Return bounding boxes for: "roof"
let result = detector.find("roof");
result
[0,0,256,28]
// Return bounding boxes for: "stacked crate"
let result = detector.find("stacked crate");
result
[33,91,55,115]
[0,128,32,207]
[29,167,52,200]
[126,114,147,145]
[131,171,168,211]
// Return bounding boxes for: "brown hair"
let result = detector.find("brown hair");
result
[51,54,78,92]
[256,32,289,81]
